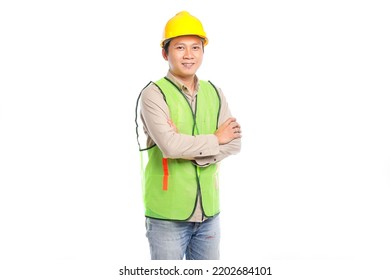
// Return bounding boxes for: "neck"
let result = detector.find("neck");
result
[170,72,196,94]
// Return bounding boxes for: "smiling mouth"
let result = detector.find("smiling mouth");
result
[182,63,194,68]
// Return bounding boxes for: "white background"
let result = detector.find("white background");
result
[1,0,389,279]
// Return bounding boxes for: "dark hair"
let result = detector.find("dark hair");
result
[163,40,171,55]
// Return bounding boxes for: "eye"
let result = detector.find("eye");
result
[175,46,185,50]
[192,45,201,50]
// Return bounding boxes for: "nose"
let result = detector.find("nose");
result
[183,47,194,59]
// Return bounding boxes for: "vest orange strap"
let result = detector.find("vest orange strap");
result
[162,158,169,191]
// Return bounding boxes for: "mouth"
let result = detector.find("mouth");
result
[182,63,195,69]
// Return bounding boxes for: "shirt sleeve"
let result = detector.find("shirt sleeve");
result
[140,83,220,159]
[193,86,242,167]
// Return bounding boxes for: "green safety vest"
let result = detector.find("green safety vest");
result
[141,77,221,220]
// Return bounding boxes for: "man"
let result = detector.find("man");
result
[135,11,241,260]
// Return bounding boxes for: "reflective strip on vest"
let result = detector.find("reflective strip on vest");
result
[162,158,169,191]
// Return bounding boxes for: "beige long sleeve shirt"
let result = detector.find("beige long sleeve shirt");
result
[139,71,241,222]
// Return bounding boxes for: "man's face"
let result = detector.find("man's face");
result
[163,35,204,80]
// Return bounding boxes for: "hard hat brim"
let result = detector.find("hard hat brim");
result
[160,35,208,48]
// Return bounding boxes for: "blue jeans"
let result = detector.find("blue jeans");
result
[145,215,220,260]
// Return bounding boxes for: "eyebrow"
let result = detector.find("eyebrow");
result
[173,42,202,47]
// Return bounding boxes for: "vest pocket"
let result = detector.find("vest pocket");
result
[162,158,169,191]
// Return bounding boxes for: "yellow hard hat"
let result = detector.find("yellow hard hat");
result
[161,11,208,47]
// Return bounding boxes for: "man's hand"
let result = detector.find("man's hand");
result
[214,117,242,145]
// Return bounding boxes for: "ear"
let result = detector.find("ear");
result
[162,48,168,61]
